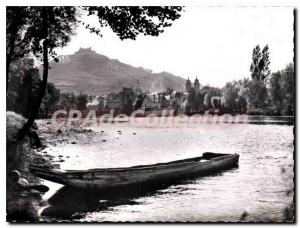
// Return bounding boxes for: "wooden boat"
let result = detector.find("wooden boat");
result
[30,152,239,190]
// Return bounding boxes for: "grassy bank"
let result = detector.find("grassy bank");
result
[6,112,97,222]
[6,112,51,222]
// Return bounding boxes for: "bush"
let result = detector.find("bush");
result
[6,111,27,143]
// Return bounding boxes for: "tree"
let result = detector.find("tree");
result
[194,92,205,112]
[250,45,271,82]
[187,89,204,113]
[120,87,136,114]
[40,83,60,118]
[187,89,196,112]
[280,63,294,115]
[236,79,249,112]
[269,71,283,114]
[7,6,183,140]
[236,96,247,113]
[248,79,269,110]
[7,58,41,116]
[171,92,184,114]
[6,7,32,90]
[15,69,39,118]
[84,7,182,40]
[10,7,78,140]
[201,86,221,109]
[248,45,271,113]
[160,92,169,108]
[76,93,88,111]
[59,93,77,111]
[222,81,239,111]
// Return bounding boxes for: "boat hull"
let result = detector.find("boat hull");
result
[30,152,239,190]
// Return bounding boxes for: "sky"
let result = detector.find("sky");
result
[56,6,294,88]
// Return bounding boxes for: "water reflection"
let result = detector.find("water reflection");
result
[41,169,234,221]
[43,186,154,220]
[247,116,294,125]
[40,116,294,222]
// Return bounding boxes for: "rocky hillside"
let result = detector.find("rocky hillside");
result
[47,48,186,94]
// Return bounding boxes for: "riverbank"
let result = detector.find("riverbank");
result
[6,112,49,222]
[7,114,294,222]
[6,112,97,222]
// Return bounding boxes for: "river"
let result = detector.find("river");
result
[39,116,294,222]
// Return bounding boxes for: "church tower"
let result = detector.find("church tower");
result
[194,77,200,94]
[186,78,192,93]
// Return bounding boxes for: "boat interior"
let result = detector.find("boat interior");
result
[65,152,232,173]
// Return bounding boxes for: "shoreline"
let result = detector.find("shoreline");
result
[7,117,98,222]
[7,115,294,222]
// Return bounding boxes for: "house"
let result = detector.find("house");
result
[140,94,160,110]
[104,96,122,109]
[86,95,102,111]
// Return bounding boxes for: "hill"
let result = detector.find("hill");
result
[47,48,186,94]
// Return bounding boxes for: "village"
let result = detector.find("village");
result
[79,78,248,117]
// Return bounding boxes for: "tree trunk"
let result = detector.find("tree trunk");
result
[17,9,49,141]
[6,41,15,91]
[17,39,49,140]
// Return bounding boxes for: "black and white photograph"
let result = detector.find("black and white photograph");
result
[5,4,295,223]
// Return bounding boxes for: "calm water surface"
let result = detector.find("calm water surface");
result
[41,116,294,222]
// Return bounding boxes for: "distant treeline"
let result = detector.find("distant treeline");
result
[185,63,294,116]
[185,45,294,116]
[7,45,294,118]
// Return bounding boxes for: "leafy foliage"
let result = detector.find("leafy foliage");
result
[187,90,205,112]
[32,7,78,59]
[7,6,183,66]
[248,79,268,110]
[269,71,283,114]
[222,81,239,110]
[7,58,61,118]
[7,7,79,62]
[84,6,183,40]
[250,45,271,82]
[40,83,60,118]
[270,63,295,115]
[220,61,294,116]
[7,58,41,117]
[202,86,221,108]
[76,94,88,111]
[6,7,32,62]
